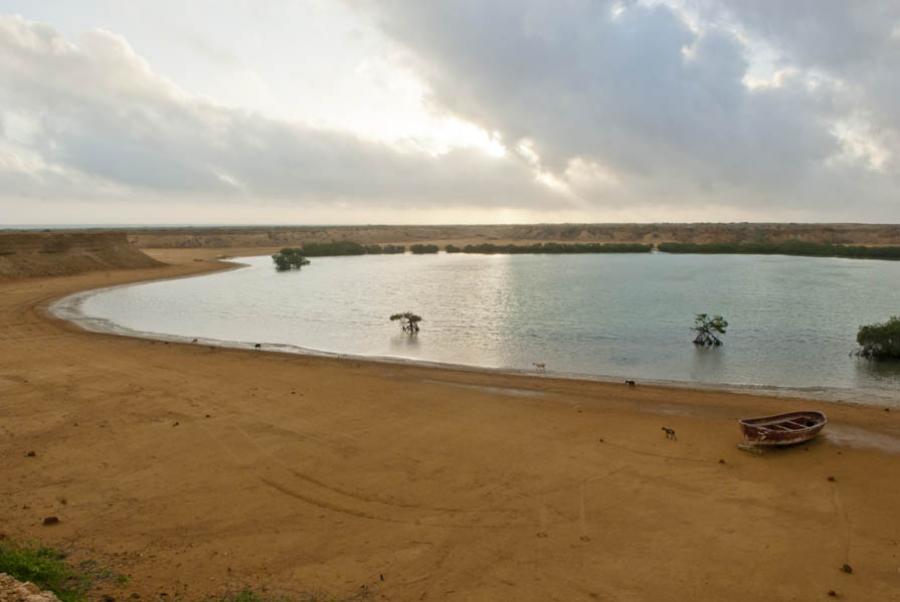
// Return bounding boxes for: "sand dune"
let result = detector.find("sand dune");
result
[0,232,161,280]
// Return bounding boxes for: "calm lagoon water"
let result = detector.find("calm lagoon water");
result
[63,253,900,405]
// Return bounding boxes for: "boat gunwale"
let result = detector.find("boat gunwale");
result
[739,410,827,429]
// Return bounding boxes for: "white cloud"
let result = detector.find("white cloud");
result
[0,14,562,222]
[2,1,900,224]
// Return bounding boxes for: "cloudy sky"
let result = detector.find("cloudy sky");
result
[1,1,898,225]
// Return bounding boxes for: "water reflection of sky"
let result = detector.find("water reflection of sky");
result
[75,253,900,405]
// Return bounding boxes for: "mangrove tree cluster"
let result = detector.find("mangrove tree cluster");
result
[299,241,406,257]
[857,317,900,360]
[410,244,440,254]
[445,242,652,254]
[658,241,900,260]
[271,248,310,271]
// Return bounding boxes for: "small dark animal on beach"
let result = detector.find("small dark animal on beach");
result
[661,426,677,440]
[533,362,546,372]
[625,379,636,388]
[254,343,261,349]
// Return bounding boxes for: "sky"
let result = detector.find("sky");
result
[1,0,899,225]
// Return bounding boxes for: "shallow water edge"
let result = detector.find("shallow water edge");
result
[49,258,899,409]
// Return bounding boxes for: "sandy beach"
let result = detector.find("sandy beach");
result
[2,248,900,601]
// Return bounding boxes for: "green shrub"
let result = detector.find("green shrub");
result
[0,540,90,602]
[858,317,900,360]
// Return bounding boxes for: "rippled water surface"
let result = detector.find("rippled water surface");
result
[69,253,900,404]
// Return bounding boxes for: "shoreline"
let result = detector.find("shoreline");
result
[49,252,900,409]
[3,247,900,600]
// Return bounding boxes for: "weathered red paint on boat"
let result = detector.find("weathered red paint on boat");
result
[739,411,827,446]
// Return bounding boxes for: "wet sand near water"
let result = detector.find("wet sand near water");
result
[2,248,900,601]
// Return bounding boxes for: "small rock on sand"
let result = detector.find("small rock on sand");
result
[0,572,61,601]
[41,516,59,526]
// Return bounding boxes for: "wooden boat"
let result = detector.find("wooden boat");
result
[739,411,827,446]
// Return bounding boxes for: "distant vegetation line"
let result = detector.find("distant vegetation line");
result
[657,241,900,260]
[446,242,653,254]
[293,239,900,259]
[295,240,653,256]
[410,244,440,254]
[299,241,405,256]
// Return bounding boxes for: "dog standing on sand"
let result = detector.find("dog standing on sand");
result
[661,427,677,440]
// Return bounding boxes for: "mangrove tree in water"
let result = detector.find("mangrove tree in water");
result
[391,312,423,334]
[272,248,311,271]
[857,317,900,360]
[692,314,728,347]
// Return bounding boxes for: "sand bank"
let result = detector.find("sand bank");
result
[2,248,900,601]
[0,231,161,280]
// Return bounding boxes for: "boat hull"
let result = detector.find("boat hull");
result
[739,411,827,447]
